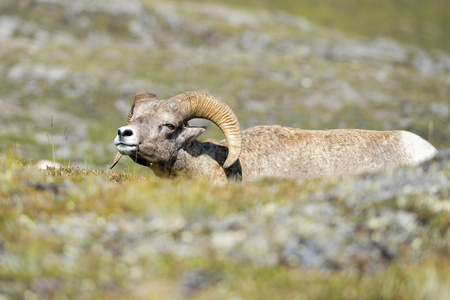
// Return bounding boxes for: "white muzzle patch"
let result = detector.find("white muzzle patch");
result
[114,126,139,155]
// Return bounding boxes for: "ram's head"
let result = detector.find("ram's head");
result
[111,92,242,169]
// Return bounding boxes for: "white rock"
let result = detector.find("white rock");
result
[35,160,62,170]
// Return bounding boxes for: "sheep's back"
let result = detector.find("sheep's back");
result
[236,125,436,181]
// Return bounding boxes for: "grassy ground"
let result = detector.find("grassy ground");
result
[1,153,450,299]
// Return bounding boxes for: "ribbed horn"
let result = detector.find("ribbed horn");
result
[110,93,158,169]
[167,91,242,168]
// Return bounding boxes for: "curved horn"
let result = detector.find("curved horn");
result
[167,91,242,168]
[110,93,158,169]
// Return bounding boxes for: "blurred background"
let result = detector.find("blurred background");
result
[1,0,449,170]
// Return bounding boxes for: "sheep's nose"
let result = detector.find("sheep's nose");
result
[124,129,133,136]
[115,126,139,147]
[117,126,135,138]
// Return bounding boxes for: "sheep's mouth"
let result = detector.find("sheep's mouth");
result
[116,143,139,155]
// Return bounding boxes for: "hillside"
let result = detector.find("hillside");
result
[0,0,449,299]
[0,0,449,168]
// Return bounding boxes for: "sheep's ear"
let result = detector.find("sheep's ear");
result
[179,126,206,146]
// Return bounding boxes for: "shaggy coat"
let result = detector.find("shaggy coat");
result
[112,92,437,183]
[157,125,437,183]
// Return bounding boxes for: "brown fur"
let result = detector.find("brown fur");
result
[144,125,437,183]
[236,126,422,181]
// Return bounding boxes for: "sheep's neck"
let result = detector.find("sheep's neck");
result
[174,140,229,182]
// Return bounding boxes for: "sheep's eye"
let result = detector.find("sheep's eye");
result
[164,124,175,130]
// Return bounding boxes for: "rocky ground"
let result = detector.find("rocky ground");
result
[0,150,449,299]
[33,152,450,274]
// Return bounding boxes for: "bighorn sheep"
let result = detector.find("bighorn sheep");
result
[111,92,437,183]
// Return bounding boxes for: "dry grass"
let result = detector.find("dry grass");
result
[1,153,449,299]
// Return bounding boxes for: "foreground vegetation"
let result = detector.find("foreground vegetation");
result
[1,153,449,299]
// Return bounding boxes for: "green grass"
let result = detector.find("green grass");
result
[1,154,449,299]
[177,0,450,54]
